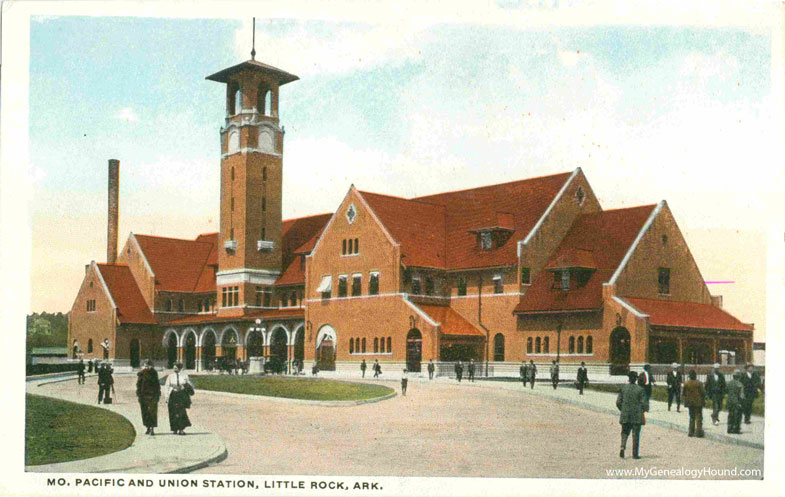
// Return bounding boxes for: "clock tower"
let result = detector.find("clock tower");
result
[206,59,298,313]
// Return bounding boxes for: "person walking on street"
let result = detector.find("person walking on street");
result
[88,359,94,374]
[740,364,761,424]
[467,359,476,382]
[520,361,528,388]
[550,360,559,390]
[77,359,86,385]
[97,362,113,404]
[360,359,367,378]
[427,359,435,380]
[373,359,382,378]
[705,363,726,426]
[165,362,193,435]
[640,364,653,401]
[726,369,745,434]
[616,371,648,459]
[666,362,683,412]
[683,370,706,437]
[136,359,161,436]
[455,360,463,382]
[401,369,408,396]
[576,362,588,395]
[529,360,537,389]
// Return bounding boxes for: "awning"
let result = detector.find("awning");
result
[316,275,332,293]
[623,297,753,332]
[416,304,486,338]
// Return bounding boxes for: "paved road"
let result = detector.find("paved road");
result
[191,377,763,479]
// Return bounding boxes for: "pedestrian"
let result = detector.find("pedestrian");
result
[705,363,726,426]
[550,360,559,390]
[454,360,463,382]
[725,369,744,434]
[312,361,319,376]
[576,361,588,395]
[165,362,193,435]
[683,369,706,437]
[136,359,161,436]
[360,359,367,378]
[77,358,86,385]
[427,359,435,380]
[467,359,476,382]
[529,360,537,389]
[666,362,683,412]
[740,364,761,424]
[640,364,653,401]
[373,359,381,378]
[72,339,80,359]
[616,371,648,459]
[88,359,94,374]
[97,362,113,404]
[401,369,408,396]
[520,361,528,387]
[101,338,111,360]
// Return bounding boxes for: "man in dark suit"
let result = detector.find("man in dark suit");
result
[726,370,744,434]
[740,364,761,424]
[705,363,726,426]
[77,359,86,385]
[520,361,528,387]
[360,359,367,378]
[666,362,683,412]
[467,359,476,382]
[683,369,706,437]
[616,371,648,459]
[576,361,588,395]
[454,360,463,382]
[427,359,435,380]
[529,360,537,389]
[549,360,559,390]
[97,362,113,404]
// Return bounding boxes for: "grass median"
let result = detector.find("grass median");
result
[192,375,395,401]
[25,394,136,466]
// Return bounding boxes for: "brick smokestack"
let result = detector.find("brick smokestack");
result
[107,159,119,264]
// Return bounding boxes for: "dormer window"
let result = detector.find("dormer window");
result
[480,231,492,250]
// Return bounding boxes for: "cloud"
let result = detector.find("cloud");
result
[114,107,139,123]
[680,50,740,82]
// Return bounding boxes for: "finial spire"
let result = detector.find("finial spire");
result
[251,17,256,60]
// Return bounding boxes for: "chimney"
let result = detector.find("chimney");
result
[107,159,120,264]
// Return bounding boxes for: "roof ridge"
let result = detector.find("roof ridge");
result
[413,171,573,200]
[593,204,658,214]
[359,190,446,209]
[282,212,334,223]
[96,262,130,267]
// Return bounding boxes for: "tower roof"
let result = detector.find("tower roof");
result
[206,59,299,85]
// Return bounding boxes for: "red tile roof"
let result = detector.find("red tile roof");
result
[134,234,216,293]
[166,308,304,326]
[193,233,218,293]
[515,205,656,314]
[624,297,753,332]
[360,172,572,270]
[417,304,486,337]
[96,264,156,324]
[276,213,332,286]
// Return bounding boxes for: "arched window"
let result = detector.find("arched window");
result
[362,338,366,353]
[178,299,184,313]
[374,337,379,353]
[577,336,584,354]
[228,130,239,153]
[380,337,386,353]
[568,336,575,354]
[257,86,268,114]
[493,333,505,362]
[543,336,550,353]
[586,336,593,354]
[349,338,354,354]
[535,337,541,354]
[234,88,242,115]
[387,337,392,353]
[88,339,93,353]
[165,298,172,312]
[527,337,533,353]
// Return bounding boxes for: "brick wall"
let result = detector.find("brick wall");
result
[68,263,117,360]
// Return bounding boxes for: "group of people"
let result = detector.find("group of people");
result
[516,360,590,394]
[135,360,195,436]
[453,359,477,382]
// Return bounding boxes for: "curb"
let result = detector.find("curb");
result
[198,388,397,407]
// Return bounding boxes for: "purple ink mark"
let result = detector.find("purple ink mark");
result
[705,281,735,284]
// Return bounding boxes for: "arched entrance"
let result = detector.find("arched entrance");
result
[406,329,422,372]
[221,328,238,360]
[246,330,264,359]
[610,327,631,375]
[184,333,196,370]
[316,326,336,371]
[293,327,305,366]
[166,332,178,369]
[202,330,217,370]
[130,339,141,368]
[270,327,288,374]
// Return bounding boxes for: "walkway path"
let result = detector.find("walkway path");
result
[25,374,226,474]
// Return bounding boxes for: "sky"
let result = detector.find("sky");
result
[26,12,779,340]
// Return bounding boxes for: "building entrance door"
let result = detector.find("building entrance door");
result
[270,328,288,373]
[184,334,196,370]
[610,327,631,375]
[130,339,141,368]
[317,340,335,371]
[406,329,422,372]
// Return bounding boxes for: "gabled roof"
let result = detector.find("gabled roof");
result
[623,297,753,332]
[417,304,486,337]
[96,264,156,324]
[134,234,216,293]
[515,205,657,314]
[275,213,332,286]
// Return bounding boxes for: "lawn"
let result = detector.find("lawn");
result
[25,394,136,466]
[583,383,765,417]
[192,375,395,401]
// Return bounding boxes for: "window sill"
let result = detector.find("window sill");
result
[340,253,360,258]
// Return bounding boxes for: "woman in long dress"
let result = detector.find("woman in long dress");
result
[165,362,193,435]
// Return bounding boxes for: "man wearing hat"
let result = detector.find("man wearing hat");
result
[666,362,683,412]
[704,363,726,426]
[136,359,161,435]
[576,361,588,395]
[616,371,648,459]
[683,369,706,437]
[740,364,761,424]
[725,369,745,434]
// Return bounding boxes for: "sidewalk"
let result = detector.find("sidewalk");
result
[25,374,227,473]
[460,378,764,450]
